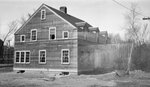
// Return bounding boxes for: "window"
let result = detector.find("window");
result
[80,27,84,29]
[49,27,56,40]
[63,31,69,39]
[31,29,37,41]
[21,52,25,63]
[39,50,46,64]
[26,52,30,63]
[15,51,30,64]
[41,9,46,20]
[15,52,20,63]
[20,35,25,42]
[61,49,70,64]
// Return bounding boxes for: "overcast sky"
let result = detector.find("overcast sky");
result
[0,0,150,44]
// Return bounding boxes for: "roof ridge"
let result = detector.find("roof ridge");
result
[44,4,92,27]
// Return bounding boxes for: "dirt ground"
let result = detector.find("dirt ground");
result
[0,70,150,87]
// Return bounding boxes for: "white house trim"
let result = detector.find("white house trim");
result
[13,68,77,72]
[30,29,37,41]
[14,51,21,63]
[49,27,56,40]
[39,50,46,64]
[15,4,76,34]
[61,49,70,64]
[14,50,30,64]
[41,9,46,20]
[62,31,69,39]
[20,35,25,42]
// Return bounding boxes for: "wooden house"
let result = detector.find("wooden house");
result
[14,4,108,75]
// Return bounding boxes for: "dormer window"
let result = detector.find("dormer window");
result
[63,31,69,39]
[41,9,46,20]
[20,35,25,42]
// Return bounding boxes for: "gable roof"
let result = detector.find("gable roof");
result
[45,4,92,28]
[15,4,92,34]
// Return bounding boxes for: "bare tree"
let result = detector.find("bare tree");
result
[3,20,18,43]
[125,3,149,45]
[0,20,18,61]
[19,11,33,25]
[124,3,150,75]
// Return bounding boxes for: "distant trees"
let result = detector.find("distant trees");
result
[19,13,32,25]
[109,33,124,44]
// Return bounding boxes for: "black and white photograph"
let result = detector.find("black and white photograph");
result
[0,0,150,87]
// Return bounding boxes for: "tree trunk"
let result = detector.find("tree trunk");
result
[126,43,134,75]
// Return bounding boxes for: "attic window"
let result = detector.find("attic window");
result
[63,31,69,39]
[41,9,46,20]
[20,35,25,42]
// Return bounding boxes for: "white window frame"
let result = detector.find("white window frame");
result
[49,27,56,40]
[39,50,46,64]
[20,35,25,42]
[61,49,70,64]
[15,51,30,64]
[30,29,37,41]
[41,9,46,20]
[20,51,25,63]
[62,31,69,39]
[25,51,30,64]
[15,51,20,63]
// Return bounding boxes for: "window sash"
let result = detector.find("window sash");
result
[15,51,30,64]
[41,9,46,20]
[22,36,25,41]
[31,30,37,41]
[64,32,68,38]
[20,52,25,63]
[20,35,25,42]
[49,28,56,40]
[26,52,30,63]
[39,50,46,64]
[16,52,20,63]
[61,50,69,64]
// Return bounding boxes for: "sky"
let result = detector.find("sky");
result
[0,0,150,45]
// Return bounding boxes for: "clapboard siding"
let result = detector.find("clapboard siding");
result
[14,39,78,69]
[14,5,78,71]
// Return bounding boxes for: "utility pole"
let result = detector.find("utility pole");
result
[143,17,150,20]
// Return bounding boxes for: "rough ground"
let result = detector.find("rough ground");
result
[0,70,150,87]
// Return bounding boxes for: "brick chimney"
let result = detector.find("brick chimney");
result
[60,6,67,14]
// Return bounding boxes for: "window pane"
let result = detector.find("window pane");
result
[21,52,25,62]
[64,32,68,38]
[32,30,36,40]
[41,10,46,19]
[50,29,56,40]
[62,50,69,63]
[16,52,20,62]
[50,29,55,34]
[40,51,46,63]
[22,36,25,41]
[26,52,30,63]
[50,34,55,39]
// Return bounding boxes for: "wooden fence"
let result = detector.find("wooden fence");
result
[79,43,132,74]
